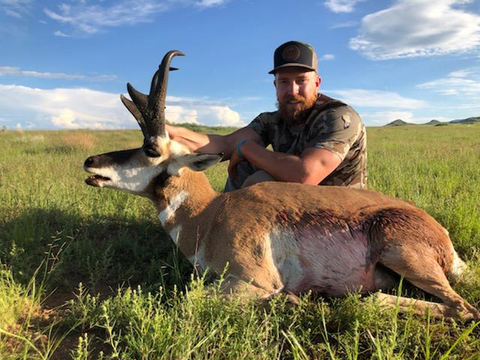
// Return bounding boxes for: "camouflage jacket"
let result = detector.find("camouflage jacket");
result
[247,94,367,188]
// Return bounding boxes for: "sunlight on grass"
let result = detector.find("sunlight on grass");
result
[0,124,479,358]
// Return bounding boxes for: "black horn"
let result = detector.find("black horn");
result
[122,50,185,139]
[120,94,148,139]
[148,50,185,137]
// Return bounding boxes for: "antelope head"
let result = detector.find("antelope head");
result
[84,50,222,197]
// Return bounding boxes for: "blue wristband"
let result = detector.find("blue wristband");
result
[237,139,248,157]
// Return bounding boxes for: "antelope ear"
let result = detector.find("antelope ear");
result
[168,153,223,175]
[185,153,223,171]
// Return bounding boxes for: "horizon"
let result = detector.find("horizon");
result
[1,0,480,130]
[4,117,479,132]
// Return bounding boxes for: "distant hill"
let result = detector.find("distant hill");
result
[385,119,411,126]
[384,117,480,126]
[450,117,480,124]
[424,120,442,125]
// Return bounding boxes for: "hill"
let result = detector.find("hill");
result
[424,120,442,125]
[385,119,411,126]
[450,117,480,124]
[385,117,480,126]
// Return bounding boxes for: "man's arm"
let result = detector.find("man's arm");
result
[228,141,341,185]
[166,124,263,160]
[229,105,363,185]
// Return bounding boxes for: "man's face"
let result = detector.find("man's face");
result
[275,68,321,125]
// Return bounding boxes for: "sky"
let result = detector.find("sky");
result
[1,0,480,130]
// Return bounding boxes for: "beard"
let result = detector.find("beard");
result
[277,93,317,126]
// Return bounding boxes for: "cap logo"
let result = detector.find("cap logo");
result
[282,45,301,62]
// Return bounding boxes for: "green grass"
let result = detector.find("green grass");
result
[0,124,480,359]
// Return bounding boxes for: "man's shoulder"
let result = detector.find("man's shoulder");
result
[249,110,280,125]
[312,94,362,125]
[256,110,280,118]
[305,94,364,140]
[315,94,349,112]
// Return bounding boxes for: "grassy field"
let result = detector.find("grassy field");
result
[0,124,479,359]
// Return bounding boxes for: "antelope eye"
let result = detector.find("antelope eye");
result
[144,147,160,158]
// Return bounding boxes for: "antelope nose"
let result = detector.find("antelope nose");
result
[84,156,95,167]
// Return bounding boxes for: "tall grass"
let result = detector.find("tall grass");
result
[0,124,479,359]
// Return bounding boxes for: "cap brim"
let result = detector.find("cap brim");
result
[268,63,317,74]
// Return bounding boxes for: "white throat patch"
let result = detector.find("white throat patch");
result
[158,191,189,227]
[96,163,164,193]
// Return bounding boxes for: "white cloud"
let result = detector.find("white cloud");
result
[167,96,245,127]
[320,54,335,61]
[51,108,81,129]
[0,66,82,79]
[5,9,21,18]
[362,110,414,125]
[0,0,32,17]
[329,89,426,109]
[449,70,473,78]
[166,105,199,124]
[0,66,116,81]
[44,0,170,35]
[417,68,480,96]
[324,0,361,13]
[207,106,242,126]
[196,0,229,8]
[330,21,358,29]
[54,30,70,37]
[0,85,130,129]
[349,0,480,60]
[0,0,32,4]
[44,0,229,35]
[165,101,243,126]
[439,102,480,110]
[0,84,244,129]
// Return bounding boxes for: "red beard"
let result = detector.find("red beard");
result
[278,94,317,125]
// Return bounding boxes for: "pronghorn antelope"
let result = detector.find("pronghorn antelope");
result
[84,50,479,321]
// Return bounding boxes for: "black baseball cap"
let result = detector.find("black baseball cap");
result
[269,41,318,74]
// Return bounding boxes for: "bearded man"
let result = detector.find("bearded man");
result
[166,41,367,191]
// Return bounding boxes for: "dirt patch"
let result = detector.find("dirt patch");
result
[29,283,118,359]
[43,282,118,310]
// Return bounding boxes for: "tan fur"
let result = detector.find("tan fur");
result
[141,155,479,320]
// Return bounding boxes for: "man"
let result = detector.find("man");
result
[166,40,367,191]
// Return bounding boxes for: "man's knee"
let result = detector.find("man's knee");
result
[241,170,276,188]
[223,161,256,192]
[223,162,276,192]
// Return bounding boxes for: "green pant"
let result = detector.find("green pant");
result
[223,161,276,192]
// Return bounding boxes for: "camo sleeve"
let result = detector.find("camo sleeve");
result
[305,106,363,161]
[246,112,275,147]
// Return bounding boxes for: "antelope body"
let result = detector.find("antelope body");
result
[84,51,479,321]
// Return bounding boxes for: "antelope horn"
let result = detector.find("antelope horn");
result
[126,83,148,116]
[120,94,148,139]
[150,67,180,99]
[147,50,185,138]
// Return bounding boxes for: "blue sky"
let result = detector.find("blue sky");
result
[1,0,480,130]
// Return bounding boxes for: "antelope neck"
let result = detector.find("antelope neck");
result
[153,169,218,230]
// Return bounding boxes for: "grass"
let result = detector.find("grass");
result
[0,124,480,359]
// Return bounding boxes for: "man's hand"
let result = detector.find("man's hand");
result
[228,140,248,180]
